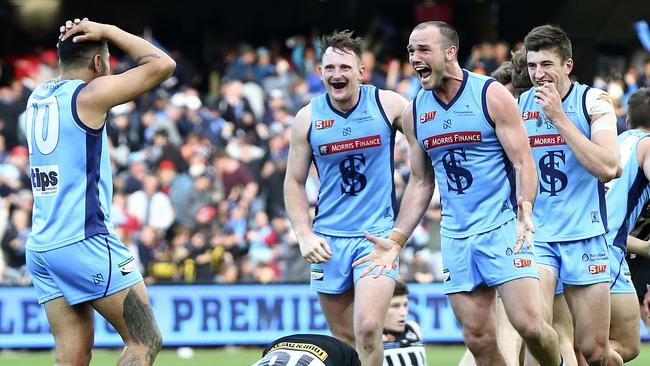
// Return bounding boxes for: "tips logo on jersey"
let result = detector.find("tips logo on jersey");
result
[419,110,437,123]
[315,119,335,130]
[30,165,59,197]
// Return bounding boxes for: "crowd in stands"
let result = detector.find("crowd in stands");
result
[1,31,649,286]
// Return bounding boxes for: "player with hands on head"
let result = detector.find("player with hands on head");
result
[25,17,175,366]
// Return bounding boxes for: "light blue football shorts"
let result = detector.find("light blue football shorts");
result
[535,235,610,288]
[441,219,538,295]
[26,233,143,305]
[609,245,635,294]
[310,229,398,294]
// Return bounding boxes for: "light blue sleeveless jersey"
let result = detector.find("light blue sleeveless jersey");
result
[605,129,650,251]
[309,85,396,236]
[413,70,516,238]
[519,82,607,241]
[26,79,113,252]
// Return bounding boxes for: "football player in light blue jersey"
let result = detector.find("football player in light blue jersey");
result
[284,30,407,366]
[520,25,623,366]
[356,21,562,366]
[24,18,175,366]
[601,88,650,362]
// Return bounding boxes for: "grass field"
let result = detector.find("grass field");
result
[2,344,650,365]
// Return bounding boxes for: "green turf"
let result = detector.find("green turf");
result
[1,344,649,365]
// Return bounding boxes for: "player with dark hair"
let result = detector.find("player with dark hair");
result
[382,281,427,366]
[519,24,621,366]
[25,18,175,365]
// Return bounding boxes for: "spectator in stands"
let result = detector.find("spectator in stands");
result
[158,159,194,226]
[127,173,175,232]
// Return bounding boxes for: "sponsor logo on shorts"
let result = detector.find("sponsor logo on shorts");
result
[310,269,324,281]
[91,273,105,285]
[513,258,532,268]
[582,252,608,262]
[30,165,59,197]
[505,247,514,256]
[118,256,136,276]
[590,211,600,223]
[442,269,451,283]
[589,264,607,274]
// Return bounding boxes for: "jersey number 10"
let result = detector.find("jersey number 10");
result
[25,95,60,155]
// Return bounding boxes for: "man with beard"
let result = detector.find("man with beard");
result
[355,21,563,365]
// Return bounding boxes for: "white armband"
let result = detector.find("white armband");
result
[586,89,617,133]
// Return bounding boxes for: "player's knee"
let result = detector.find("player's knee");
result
[613,340,640,362]
[56,347,92,366]
[513,321,543,342]
[463,330,496,356]
[354,317,382,345]
[578,341,608,365]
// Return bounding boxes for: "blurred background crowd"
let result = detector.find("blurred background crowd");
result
[1,0,650,287]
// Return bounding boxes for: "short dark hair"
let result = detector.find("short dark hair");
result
[524,24,572,62]
[320,30,364,60]
[393,280,409,297]
[413,21,459,50]
[627,88,650,129]
[57,34,108,71]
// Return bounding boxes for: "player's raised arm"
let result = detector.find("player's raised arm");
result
[60,19,176,129]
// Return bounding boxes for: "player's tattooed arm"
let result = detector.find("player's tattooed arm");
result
[136,53,161,64]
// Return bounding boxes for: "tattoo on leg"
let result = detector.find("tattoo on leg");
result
[122,289,161,363]
[119,355,140,366]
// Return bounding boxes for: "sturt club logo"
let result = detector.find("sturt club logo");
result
[538,150,567,196]
[339,154,367,196]
[442,148,473,194]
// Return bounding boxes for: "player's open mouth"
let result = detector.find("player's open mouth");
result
[331,82,347,89]
[414,65,432,79]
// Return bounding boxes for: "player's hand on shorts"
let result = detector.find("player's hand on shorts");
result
[60,18,109,43]
[515,197,535,254]
[352,231,400,279]
[297,232,332,264]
